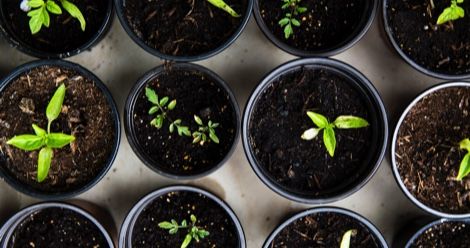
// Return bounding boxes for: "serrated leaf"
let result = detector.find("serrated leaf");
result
[437,5,465,25]
[159,96,169,106]
[37,147,53,182]
[179,126,191,137]
[333,116,369,129]
[284,23,293,39]
[158,221,174,229]
[29,8,44,34]
[168,99,176,110]
[194,115,203,125]
[155,115,163,129]
[301,128,321,140]
[46,0,62,14]
[306,111,329,128]
[46,133,75,148]
[7,135,44,151]
[60,0,86,31]
[206,0,240,17]
[46,84,66,123]
[323,127,336,157]
[291,18,301,27]
[28,0,45,8]
[181,233,192,248]
[145,87,158,104]
[457,153,470,180]
[32,124,46,137]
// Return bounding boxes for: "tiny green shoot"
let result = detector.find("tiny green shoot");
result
[456,138,470,180]
[340,229,357,248]
[7,84,75,182]
[206,0,240,17]
[192,115,220,145]
[301,111,369,157]
[158,214,210,248]
[278,0,307,39]
[437,0,465,25]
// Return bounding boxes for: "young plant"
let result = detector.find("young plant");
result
[456,138,470,180]
[340,229,357,248]
[437,0,465,25]
[301,111,369,157]
[158,214,210,248]
[192,115,220,146]
[206,0,240,17]
[7,84,75,182]
[278,0,307,39]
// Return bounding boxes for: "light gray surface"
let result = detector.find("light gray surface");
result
[0,11,442,247]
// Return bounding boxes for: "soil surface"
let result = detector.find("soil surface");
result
[2,0,108,55]
[395,86,470,214]
[0,65,116,193]
[270,212,381,247]
[411,221,470,248]
[249,66,374,197]
[387,0,470,75]
[124,0,247,57]
[132,190,239,247]
[259,0,369,52]
[8,207,108,247]
[132,66,237,176]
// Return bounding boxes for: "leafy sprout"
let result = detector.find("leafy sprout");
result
[437,0,465,25]
[192,115,220,146]
[456,138,470,180]
[206,0,240,17]
[340,229,357,248]
[301,111,369,157]
[158,214,210,248]
[7,84,75,182]
[278,0,307,39]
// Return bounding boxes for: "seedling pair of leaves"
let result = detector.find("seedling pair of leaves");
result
[437,0,465,25]
[158,214,210,248]
[7,84,75,182]
[278,0,307,39]
[301,111,369,157]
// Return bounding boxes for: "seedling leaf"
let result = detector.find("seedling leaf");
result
[7,135,44,151]
[158,221,175,229]
[60,0,86,31]
[46,133,75,148]
[437,0,465,25]
[145,87,158,104]
[181,234,192,248]
[333,116,369,129]
[307,111,328,128]
[37,147,53,182]
[206,0,241,17]
[340,229,356,248]
[301,128,321,140]
[46,83,66,123]
[323,127,336,157]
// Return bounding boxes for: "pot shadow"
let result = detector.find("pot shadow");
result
[0,181,20,227]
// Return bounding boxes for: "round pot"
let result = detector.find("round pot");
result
[263,207,388,247]
[391,82,470,218]
[114,0,253,62]
[253,0,378,57]
[0,0,113,59]
[0,59,121,199]
[0,202,115,247]
[124,63,240,180]
[383,0,470,80]
[118,185,246,248]
[242,57,388,204]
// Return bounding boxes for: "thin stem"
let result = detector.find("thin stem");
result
[47,120,51,134]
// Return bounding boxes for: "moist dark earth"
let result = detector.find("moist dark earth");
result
[124,0,247,57]
[0,65,116,193]
[8,207,108,248]
[387,0,470,75]
[411,221,470,248]
[249,66,374,198]
[132,191,239,247]
[396,87,470,214]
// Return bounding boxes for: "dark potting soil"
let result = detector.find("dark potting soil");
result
[411,221,470,248]
[2,0,108,55]
[0,65,116,193]
[132,66,237,176]
[132,191,239,247]
[124,0,247,57]
[249,66,373,197]
[270,212,381,247]
[395,87,470,214]
[387,0,470,75]
[259,0,369,52]
[8,207,108,248]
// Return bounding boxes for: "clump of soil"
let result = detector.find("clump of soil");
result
[8,207,108,247]
[0,65,116,193]
[395,86,470,214]
[387,0,470,75]
[411,221,470,248]
[132,191,239,247]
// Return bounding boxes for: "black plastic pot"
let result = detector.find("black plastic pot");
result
[124,63,240,180]
[253,0,378,57]
[242,57,388,204]
[0,59,121,199]
[118,185,246,248]
[263,207,388,247]
[0,0,113,59]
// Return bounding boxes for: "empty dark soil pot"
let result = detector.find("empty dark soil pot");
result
[253,0,377,57]
[124,63,239,180]
[0,59,120,199]
[383,0,470,80]
[392,82,470,218]
[0,202,115,247]
[242,58,388,204]
[264,207,388,248]
[114,0,253,62]
[118,185,246,248]
[0,0,113,59]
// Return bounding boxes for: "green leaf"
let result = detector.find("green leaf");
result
[60,0,86,31]
[158,221,175,229]
[155,115,164,129]
[194,115,203,125]
[206,0,240,17]
[28,0,45,8]
[28,8,45,34]
[340,229,356,248]
[457,153,470,180]
[284,23,293,39]
[437,4,465,25]
[190,214,197,224]
[169,228,178,234]
[178,126,191,137]
[46,84,66,123]
[159,97,169,107]
[149,106,159,115]
[460,139,470,152]
[291,18,301,27]
[32,124,46,137]
[42,7,50,27]
[333,116,369,129]
[193,134,201,144]
[297,7,308,13]
[278,18,290,27]
[46,0,62,14]
[168,100,177,110]
[169,123,175,133]
[198,230,210,238]
[211,123,219,128]
[181,219,187,227]
[37,147,53,182]
[323,127,336,157]
[181,233,192,248]
[7,135,44,151]
[46,133,75,148]
[306,111,329,128]
[301,128,321,140]
[209,130,219,144]
[145,87,158,104]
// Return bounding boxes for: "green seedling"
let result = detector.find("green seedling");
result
[22,0,86,34]
[7,84,75,182]
[301,111,369,157]
[158,214,210,248]
[206,0,240,17]
[456,138,470,180]
[340,229,357,248]
[278,0,307,39]
[437,0,465,25]
[192,115,219,145]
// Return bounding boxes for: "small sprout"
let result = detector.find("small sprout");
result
[206,0,240,17]
[457,138,470,180]
[437,0,465,25]
[278,0,307,39]
[301,111,369,157]
[192,115,220,146]
[340,229,357,248]
[158,214,210,248]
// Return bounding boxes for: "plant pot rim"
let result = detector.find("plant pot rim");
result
[118,184,246,248]
[262,206,389,248]
[382,0,470,80]
[242,57,388,204]
[124,62,240,180]
[113,0,253,62]
[0,59,121,200]
[391,81,470,219]
[0,201,115,248]
[403,218,470,247]
[253,0,378,57]
[0,0,114,59]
